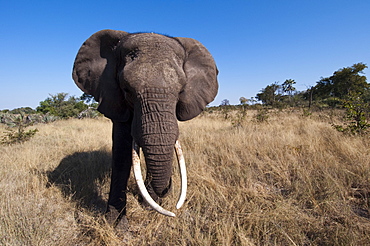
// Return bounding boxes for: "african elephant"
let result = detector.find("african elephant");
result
[72,29,218,226]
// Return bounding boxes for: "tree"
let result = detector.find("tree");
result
[333,92,370,134]
[239,97,248,105]
[313,63,368,100]
[256,82,281,105]
[80,93,94,103]
[36,93,88,118]
[249,97,257,105]
[80,93,98,109]
[220,99,230,106]
[305,86,314,108]
[282,79,296,96]
[9,107,36,114]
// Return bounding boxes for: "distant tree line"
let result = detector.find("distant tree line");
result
[218,63,369,109]
[1,93,100,120]
[2,63,369,121]
[1,93,101,144]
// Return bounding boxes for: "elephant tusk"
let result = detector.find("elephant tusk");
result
[132,141,176,217]
[174,140,187,209]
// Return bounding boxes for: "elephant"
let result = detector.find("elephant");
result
[72,29,218,227]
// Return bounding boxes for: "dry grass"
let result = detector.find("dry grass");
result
[1,110,369,245]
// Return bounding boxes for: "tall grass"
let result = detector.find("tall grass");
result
[1,110,369,245]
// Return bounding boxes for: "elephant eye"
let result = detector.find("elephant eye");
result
[127,48,139,61]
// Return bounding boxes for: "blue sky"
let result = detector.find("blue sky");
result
[1,0,369,109]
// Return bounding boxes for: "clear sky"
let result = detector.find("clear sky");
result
[1,0,369,110]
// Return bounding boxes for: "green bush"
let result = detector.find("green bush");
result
[1,114,38,145]
[36,93,88,119]
[333,93,370,135]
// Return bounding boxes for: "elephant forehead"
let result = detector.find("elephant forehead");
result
[144,61,183,79]
[124,33,185,58]
[125,61,185,87]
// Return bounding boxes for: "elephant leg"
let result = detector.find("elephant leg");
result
[105,120,132,228]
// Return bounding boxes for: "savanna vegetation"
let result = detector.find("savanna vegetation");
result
[1,62,369,245]
[1,93,100,145]
[1,108,369,245]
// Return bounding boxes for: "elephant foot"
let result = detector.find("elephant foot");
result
[105,205,128,232]
[114,216,129,237]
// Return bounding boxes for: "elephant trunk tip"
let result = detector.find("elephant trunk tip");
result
[132,140,188,217]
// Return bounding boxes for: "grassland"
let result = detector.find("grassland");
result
[0,109,369,245]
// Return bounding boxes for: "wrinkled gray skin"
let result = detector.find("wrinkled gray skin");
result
[72,29,218,227]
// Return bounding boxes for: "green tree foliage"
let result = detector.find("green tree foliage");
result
[9,107,36,114]
[313,63,368,100]
[80,93,99,108]
[256,82,281,106]
[36,93,88,119]
[333,92,370,135]
[282,79,296,96]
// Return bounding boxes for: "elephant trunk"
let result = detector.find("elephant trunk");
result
[132,88,179,199]
[141,137,176,198]
[132,140,187,217]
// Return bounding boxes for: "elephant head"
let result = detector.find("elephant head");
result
[72,29,218,219]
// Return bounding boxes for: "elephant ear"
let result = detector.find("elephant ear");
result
[72,29,131,121]
[174,37,218,121]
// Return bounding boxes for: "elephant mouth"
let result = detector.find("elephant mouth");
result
[132,140,187,217]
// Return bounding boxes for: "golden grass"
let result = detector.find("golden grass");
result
[1,110,369,245]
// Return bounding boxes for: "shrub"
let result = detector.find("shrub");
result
[36,93,88,119]
[77,108,101,119]
[1,114,38,145]
[254,108,269,123]
[232,105,248,127]
[333,93,370,135]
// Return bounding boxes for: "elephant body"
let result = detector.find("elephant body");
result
[72,29,218,226]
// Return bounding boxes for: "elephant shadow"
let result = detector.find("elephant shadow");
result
[47,150,112,214]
